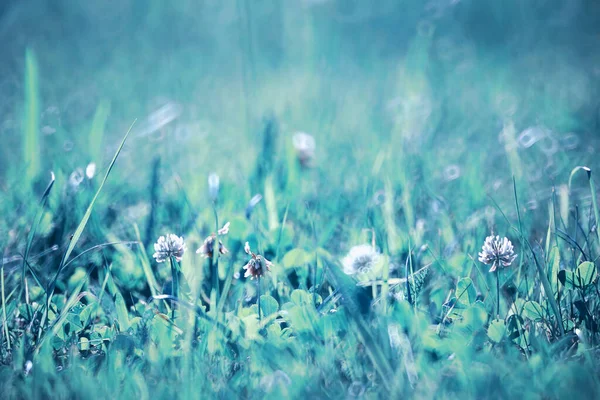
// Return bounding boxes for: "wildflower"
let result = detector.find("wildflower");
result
[242,242,272,279]
[85,162,96,179]
[292,131,316,167]
[342,244,380,275]
[478,235,517,272]
[153,234,186,263]
[196,222,230,258]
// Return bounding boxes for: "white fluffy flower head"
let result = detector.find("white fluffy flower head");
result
[342,244,380,275]
[292,132,316,166]
[153,234,186,263]
[478,235,517,272]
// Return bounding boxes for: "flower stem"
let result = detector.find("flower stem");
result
[496,271,500,318]
[257,276,262,323]
[211,205,220,306]
[170,256,179,320]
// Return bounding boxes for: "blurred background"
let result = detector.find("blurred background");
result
[1,0,600,249]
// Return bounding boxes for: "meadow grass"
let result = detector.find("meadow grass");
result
[2,1,600,399]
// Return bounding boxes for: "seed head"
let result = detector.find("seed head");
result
[196,222,230,258]
[153,234,186,263]
[478,235,517,272]
[342,244,380,275]
[242,242,272,279]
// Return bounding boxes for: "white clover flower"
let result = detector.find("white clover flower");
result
[342,244,380,275]
[196,222,230,258]
[478,235,517,272]
[242,242,272,279]
[153,234,186,263]
[292,131,316,167]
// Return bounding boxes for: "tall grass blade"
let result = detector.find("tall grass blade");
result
[323,257,393,390]
[23,48,41,182]
[41,121,135,334]
[20,172,55,302]
[57,121,135,278]
[89,100,111,163]
[133,224,160,297]
[1,265,10,350]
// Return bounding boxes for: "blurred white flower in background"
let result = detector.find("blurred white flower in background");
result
[68,168,84,189]
[85,162,96,179]
[342,244,380,275]
[153,234,186,263]
[292,131,316,167]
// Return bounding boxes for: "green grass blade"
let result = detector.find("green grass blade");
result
[587,170,600,250]
[23,48,41,182]
[89,100,111,163]
[37,278,87,353]
[133,224,160,297]
[58,121,135,270]
[1,265,10,350]
[20,172,55,302]
[40,121,135,336]
[323,257,393,390]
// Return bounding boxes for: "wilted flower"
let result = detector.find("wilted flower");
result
[242,242,272,279]
[292,131,316,167]
[153,234,186,263]
[342,244,380,275]
[196,222,230,258]
[478,235,517,272]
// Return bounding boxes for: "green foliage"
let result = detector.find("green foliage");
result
[456,277,477,307]
[558,262,598,290]
[487,319,506,343]
[3,2,600,398]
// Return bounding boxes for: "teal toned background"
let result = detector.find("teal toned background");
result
[1,1,600,398]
